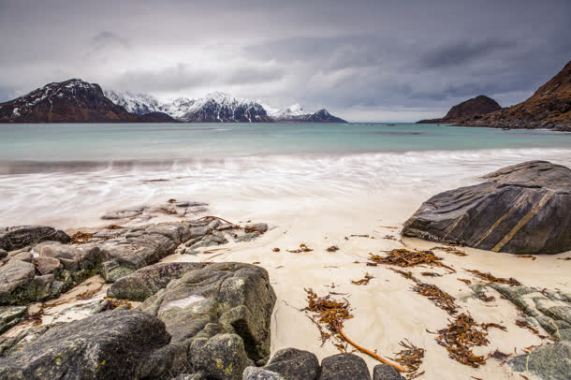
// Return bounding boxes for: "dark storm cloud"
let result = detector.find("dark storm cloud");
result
[91,32,131,51]
[419,40,518,69]
[0,0,570,121]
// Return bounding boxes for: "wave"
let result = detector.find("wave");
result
[1,147,570,228]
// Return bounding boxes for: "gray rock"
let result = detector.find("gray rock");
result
[492,284,571,339]
[0,306,27,334]
[510,341,571,380]
[190,333,253,380]
[245,223,268,234]
[0,260,36,305]
[0,226,70,251]
[373,364,405,380]
[32,256,61,275]
[235,232,262,243]
[99,232,176,268]
[0,309,171,379]
[243,366,285,380]
[9,251,32,262]
[403,161,571,253]
[108,262,209,301]
[262,348,320,380]
[0,324,54,357]
[101,206,145,220]
[319,354,371,380]
[188,232,229,249]
[140,262,276,378]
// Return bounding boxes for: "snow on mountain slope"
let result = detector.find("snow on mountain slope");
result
[268,103,306,118]
[104,90,162,115]
[104,90,346,123]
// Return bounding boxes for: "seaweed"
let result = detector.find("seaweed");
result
[70,231,94,244]
[515,319,540,335]
[392,270,458,315]
[288,243,313,253]
[431,246,467,256]
[304,289,407,372]
[436,313,490,367]
[351,273,374,286]
[393,340,425,379]
[465,269,521,286]
[370,249,455,272]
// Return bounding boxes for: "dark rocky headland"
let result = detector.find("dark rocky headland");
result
[418,60,571,131]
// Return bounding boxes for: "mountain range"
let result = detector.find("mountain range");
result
[0,80,346,123]
[418,60,571,131]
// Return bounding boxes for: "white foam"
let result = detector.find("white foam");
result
[0,148,570,228]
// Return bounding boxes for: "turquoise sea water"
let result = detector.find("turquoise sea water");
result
[0,122,569,166]
[0,122,570,227]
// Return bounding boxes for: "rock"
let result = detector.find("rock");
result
[319,354,371,380]
[373,364,405,380]
[235,232,262,243]
[0,260,36,305]
[417,95,500,124]
[0,250,6,260]
[99,232,176,269]
[403,161,571,254]
[140,262,276,378]
[245,223,268,234]
[190,333,253,380]
[101,206,146,220]
[0,226,70,251]
[0,324,54,357]
[9,251,32,262]
[510,341,571,380]
[32,256,61,275]
[0,306,27,334]
[35,241,102,271]
[188,232,229,249]
[458,60,571,131]
[108,262,209,301]
[243,366,285,380]
[261,348,320,380]
[0,309,171,379]
[491,284,571,339]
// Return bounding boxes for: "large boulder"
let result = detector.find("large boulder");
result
[0,226,70,251]
[108,262,209,301]
[140,262,276,379]
[402,161,571,254]
[0,309,172,379]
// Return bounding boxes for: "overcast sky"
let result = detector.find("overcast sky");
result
[0,0,570,121]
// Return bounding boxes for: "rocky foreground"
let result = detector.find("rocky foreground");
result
[0,201,406,380]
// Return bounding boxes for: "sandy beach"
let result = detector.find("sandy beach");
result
[6,171,568,379]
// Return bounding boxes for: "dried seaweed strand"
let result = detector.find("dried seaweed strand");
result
[304,289,407,373]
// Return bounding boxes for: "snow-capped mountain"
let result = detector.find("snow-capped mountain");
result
[0,79,174,123]
[0,79,346,123]
[268,103,306,119]
[106,91,346,123]
[104,90,162,115]
[173,92,272,122]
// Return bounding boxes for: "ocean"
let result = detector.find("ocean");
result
[0,122,570,227]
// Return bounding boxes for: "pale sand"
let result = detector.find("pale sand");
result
[161,191,571,380]
[11,185,570,379]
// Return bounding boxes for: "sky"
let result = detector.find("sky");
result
[0,0,570,122]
